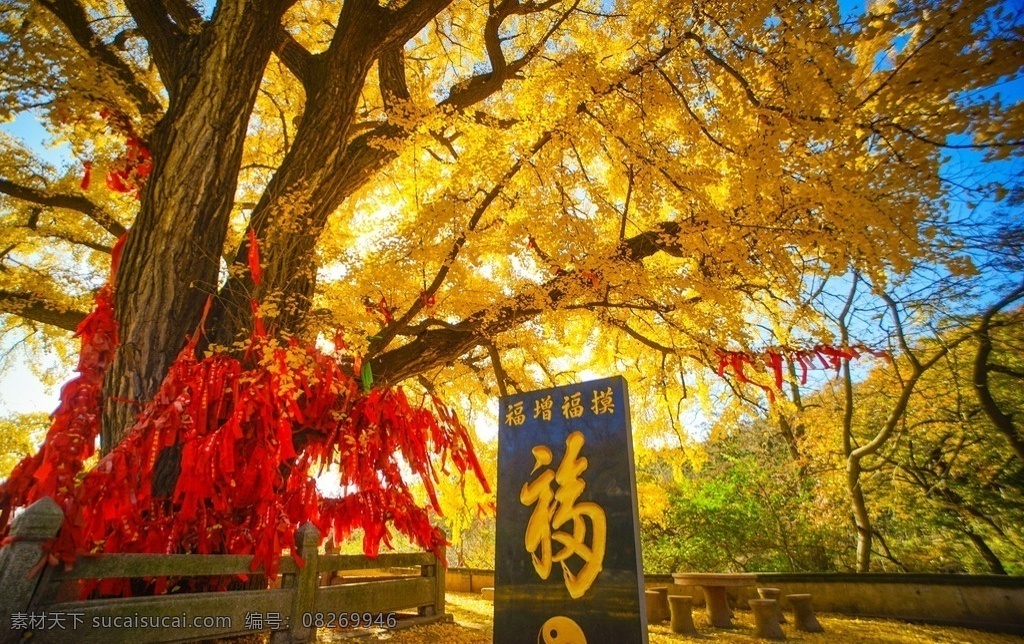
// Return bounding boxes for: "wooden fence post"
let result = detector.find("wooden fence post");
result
[319,536,338,586]
[0,497,64,638]
[419,529,446,618]
[272,522,320,644]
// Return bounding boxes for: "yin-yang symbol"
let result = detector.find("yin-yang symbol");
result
[538,615,587,644]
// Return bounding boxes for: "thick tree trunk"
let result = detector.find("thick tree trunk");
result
[101,3,291,450]
[102,1,457,449]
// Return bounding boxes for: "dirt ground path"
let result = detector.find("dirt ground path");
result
[312,592,1022,643]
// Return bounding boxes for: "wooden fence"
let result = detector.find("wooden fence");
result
[0,498,447,643]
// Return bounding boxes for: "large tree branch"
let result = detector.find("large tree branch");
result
[369,130,552,356]
[124,0,186,89]
[38,0,165,121]
[321,0,450,70]
[371,218,697,385]
[0,291,87,332]
[0,178,126,238]
[442,0,578,110]
[379,46,411,115]
[383,0,458,50]
[274,27,315,90]
[621,221,687,259]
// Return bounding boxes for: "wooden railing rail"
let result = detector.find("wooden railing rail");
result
[0,498,447,643]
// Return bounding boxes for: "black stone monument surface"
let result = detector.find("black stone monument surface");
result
[495,376,647,644]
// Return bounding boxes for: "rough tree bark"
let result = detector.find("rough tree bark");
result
[100,0,464,448]
[101,0,299,448]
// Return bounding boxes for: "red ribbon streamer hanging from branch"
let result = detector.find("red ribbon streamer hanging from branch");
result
[247,229,262,285]
[716,343,889,401]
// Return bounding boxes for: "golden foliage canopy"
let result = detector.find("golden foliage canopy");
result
[0,0,1021,442]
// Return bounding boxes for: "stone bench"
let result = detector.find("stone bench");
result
[787,593,824,633]
[668,595,697,635]
[758,587,786,623]
[645,587,670,623]
[749,599,786,640]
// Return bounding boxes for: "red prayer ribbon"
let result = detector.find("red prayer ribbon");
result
[247,229,262,285]
[716,344,887,400]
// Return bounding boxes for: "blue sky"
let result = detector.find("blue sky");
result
[3,110,71,166]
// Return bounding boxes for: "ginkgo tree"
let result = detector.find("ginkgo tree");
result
[0,0,1022,575]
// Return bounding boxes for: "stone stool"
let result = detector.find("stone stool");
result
[668,595,697,635]
[481,587,494,601]
[757,587,786,623]
[786,594,824,633]
[748,599,786,640]
[645,587,670,623]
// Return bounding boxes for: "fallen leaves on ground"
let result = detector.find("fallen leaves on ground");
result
[314,592,1023,643]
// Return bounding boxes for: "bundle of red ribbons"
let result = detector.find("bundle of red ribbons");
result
[716,344,888,400]
[0,229,489,597]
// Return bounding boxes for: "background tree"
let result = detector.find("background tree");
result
[640,419,850,573]
[638,294,1024,575]
[0,413,48,477]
